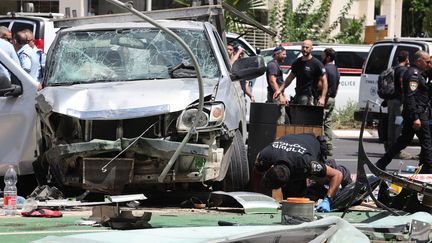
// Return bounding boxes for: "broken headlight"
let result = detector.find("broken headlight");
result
[177,103,225,131]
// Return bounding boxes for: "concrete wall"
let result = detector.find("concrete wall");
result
[59,0,87,17]
[380,0,403,37]
[57,0,402,39]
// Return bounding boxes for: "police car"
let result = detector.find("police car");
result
[0,13,61,53]
[354,38,432,141]
[252,43,371,110]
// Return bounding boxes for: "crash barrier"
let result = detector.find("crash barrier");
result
[281,197,315,223]
[247,103,324,167]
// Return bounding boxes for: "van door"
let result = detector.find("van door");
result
[358,44,394,113]
[0,50,39,176]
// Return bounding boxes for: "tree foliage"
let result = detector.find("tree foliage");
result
[173,0,264,32]
[272,0,364,44]
[402,0,432,37]
[332,17,365,44]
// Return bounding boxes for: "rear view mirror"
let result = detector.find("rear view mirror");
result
[0,75,22,97]
[0,84,22,97]
[256,47,261,55]
[230,56,266,81]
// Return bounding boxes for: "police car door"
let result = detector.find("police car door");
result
[0,49,39,176]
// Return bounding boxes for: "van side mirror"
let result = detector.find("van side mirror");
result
[0,75,22,97]
[256,47,261,55]
[230,56,266,81]
[0,84,22,97]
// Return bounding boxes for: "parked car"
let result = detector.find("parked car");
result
[0,49,40,177]
[355,38,432,141]
[226,33,260,57]
[253,43,371,110]
[0,14,59,52]
[0,20,265,194]
[226,33,260,122]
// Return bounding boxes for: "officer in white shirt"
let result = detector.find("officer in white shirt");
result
[13,31,40,80]
[0,27,20,80]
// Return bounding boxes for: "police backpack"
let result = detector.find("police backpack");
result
[377,67,395,99]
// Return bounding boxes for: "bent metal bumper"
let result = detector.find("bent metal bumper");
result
[45,138,223,192]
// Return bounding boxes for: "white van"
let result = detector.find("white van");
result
[0,15,59,53]
[253,43,371,110]
[355,38,432,140]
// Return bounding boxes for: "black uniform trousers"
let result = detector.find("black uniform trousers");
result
[377,110,432,173]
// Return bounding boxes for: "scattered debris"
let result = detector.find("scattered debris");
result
[35,193,146,208]
[29,185,64,201]
[85,205,152,230]
[208,191,279,214]
[180,196,206,209]
[21,209,63,218]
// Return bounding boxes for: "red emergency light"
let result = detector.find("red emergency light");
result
[34,38,44,51]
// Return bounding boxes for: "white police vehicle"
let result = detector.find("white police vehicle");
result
[355,38,432,140]
[253,43,371,110]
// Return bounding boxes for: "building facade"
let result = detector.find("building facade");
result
[272,0,402,44]
[1,0,403,47]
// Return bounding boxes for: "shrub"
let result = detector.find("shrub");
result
[331,100,361,129]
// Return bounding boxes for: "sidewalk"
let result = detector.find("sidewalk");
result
[332,129,378,139]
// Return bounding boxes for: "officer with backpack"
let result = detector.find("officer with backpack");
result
[376,51,432,172]
[378,51,412,159]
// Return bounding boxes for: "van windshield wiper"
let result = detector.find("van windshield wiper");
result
[47,80,97,86]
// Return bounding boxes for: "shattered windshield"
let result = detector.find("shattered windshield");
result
[46,28,220,84]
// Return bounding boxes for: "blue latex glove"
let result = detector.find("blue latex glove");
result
[316,197,331,212]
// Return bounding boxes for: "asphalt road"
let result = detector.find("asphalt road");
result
[332,134,420,175]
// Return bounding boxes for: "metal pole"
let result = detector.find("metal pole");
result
[103,0,204,183]
[146,0,152,11]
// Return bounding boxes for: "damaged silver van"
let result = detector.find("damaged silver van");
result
[0,20,265,194]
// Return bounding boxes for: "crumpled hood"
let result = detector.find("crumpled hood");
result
[39,79,218,120]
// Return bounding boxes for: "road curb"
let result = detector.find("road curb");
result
[333,129,378,139]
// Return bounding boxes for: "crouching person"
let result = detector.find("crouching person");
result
[305,158,352,205]
[250,133,343,212]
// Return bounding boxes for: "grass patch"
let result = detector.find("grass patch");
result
[332,100,361,129]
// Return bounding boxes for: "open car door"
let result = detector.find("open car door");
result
[0,49,39,175]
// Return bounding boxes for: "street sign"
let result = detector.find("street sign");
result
[376,15,386,31]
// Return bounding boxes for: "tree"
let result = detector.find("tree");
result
[174,0,265,32]
[402,0,432,37]
[332,17,365,44]
[272,0,364,44]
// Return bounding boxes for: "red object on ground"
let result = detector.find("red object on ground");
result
[21,209,63,218]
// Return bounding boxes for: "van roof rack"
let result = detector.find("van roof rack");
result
[53,3,277,39]
[7,12,64,19]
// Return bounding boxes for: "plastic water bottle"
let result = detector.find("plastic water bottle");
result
[4,165,17,216]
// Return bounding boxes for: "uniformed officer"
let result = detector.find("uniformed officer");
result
[250,133,343,212]
[12,31,40,81]
[376,51,432,173]
[305,158,352,202]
